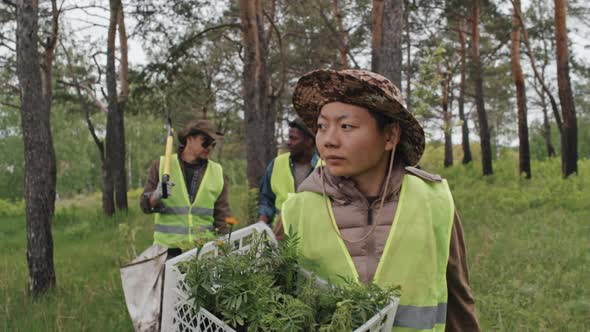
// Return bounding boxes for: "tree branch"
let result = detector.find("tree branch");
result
[59,40,106,161]
[75,6,109,20]
[263,9,286,100]
[91,51,104,85]
[167,23,241,62]
[0,99,19,109]
[510,0,562,133]
[315,0,360,68]
[264,0,276,52]
[47,0,59,53]
[66,17,109,28]
[1,0,15,8]
[61,4,109,12]
[0,38,16,52]
[480,32,511,65]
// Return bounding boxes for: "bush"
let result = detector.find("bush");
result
[0,198,25,217]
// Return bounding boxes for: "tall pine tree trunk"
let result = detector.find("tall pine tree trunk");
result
[116,2,128,209]
[106,0,127,211]
[372,0,403,87]
[511,0,531,178]
[16,0,57,297]
[332,0,348,69]
[240,0,275,188]
[471,0,493,175]
[442,73,453,168]
[535,80,556,157]
[542,99,556,158]
[539,39,556,158]
[404,0,412,113]
[102,161,115,215]
[456,18,472,164]
[554,0,578,177]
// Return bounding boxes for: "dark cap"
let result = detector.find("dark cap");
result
[177,119,223,146]
[288,117,315,139]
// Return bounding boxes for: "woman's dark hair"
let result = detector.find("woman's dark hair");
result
[366,107,407,165]
[367,108,395,132]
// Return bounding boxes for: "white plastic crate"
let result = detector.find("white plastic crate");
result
[161,223,399,332]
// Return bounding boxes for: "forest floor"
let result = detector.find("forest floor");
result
[2,157,589,331]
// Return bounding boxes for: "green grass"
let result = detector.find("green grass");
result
[1,193,154,332]
[0,187,253,332]
[2,157,590,331]
[431,156,590,331]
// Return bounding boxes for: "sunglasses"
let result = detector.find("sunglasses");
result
[202,136,217,149]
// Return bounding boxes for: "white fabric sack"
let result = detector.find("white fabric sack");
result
[120,244,168,332]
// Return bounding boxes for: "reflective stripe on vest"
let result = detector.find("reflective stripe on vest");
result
[154,224,216,235]
[394,303,447,330]
[154,155,224,248]
[282,174,454,331]
[270,153,295,219]
[159,206,214,216]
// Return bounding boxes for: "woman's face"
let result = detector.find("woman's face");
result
[316,102,399,178]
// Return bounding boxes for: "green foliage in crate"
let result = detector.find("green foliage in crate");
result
[178,231,400,331]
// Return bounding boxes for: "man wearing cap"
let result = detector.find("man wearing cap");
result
[278,69,481,331]
[257,117,319,225]
[140,119,231,258]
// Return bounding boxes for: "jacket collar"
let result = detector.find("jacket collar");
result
[298,158,405,208]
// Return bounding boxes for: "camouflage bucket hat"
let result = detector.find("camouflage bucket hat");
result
[292,69,425,166]
[177,119,224,146]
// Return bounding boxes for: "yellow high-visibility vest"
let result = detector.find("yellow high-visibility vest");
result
[154,155,224,248]
[270,152,322,223]
[270,153,295,219]
[282,173,455,331]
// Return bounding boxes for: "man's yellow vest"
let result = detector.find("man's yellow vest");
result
[154,154,224,248]
[270,153,296,218]
[270,153,322,223]
[282,174,455,331]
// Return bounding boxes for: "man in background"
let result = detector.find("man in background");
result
[257,117,318,225]
[140,119,231,259]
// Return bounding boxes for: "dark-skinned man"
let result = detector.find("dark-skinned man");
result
[257,118,318,225]
[140,119,232,259]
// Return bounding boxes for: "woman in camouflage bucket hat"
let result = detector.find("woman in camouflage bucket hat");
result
[275,69,481,331]
[292,68,424,166]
